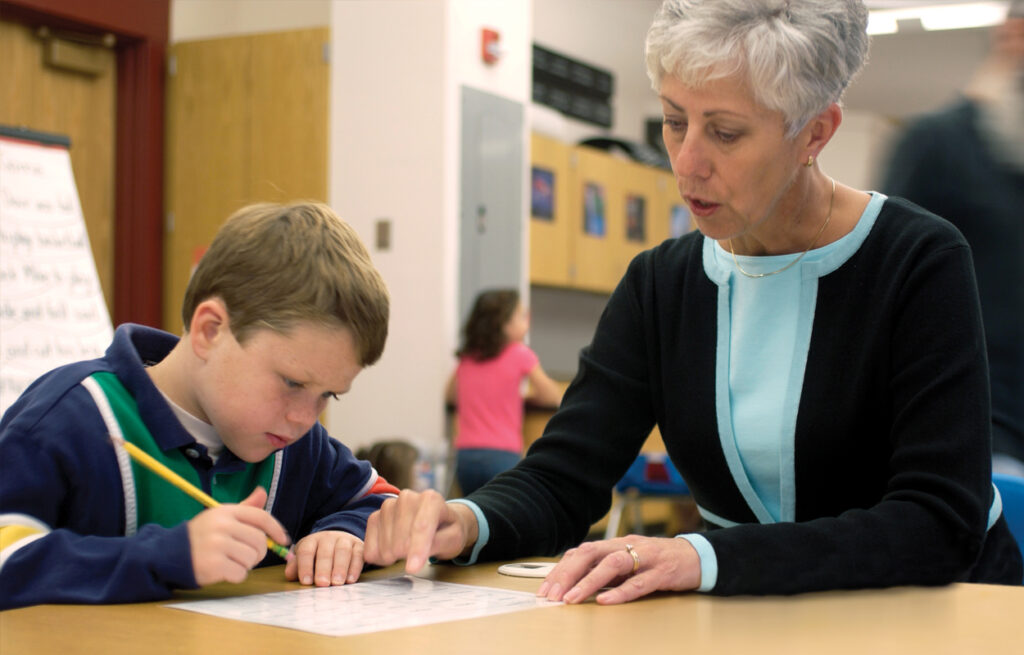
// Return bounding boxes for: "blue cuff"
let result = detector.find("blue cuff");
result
[677,533,717,592]
[443,499,489,566]
[988,482,1002,531]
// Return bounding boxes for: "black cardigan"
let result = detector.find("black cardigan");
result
[467,198,1022,594]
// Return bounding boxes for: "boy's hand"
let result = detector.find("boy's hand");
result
[284,531,364,586]
[187,487,291,586]
[363,489,478,574]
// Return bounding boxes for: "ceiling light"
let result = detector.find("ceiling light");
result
[867,2,1009,35]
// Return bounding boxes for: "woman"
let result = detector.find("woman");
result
[447,289,563,496]
[364,0,1023,600]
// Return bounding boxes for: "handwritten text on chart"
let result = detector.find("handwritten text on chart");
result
[0,136,113,416]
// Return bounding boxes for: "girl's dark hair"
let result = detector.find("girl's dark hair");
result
[457,289,519,361]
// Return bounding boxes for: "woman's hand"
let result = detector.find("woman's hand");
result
[363,489,479,573]
[537,535,702,605]
[285,530,364,587]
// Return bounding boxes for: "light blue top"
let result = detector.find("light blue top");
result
[676,192,884,590]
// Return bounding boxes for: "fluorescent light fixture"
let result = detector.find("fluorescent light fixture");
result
[867,2,1009,35]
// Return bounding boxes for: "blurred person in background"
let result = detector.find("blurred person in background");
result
[880,1,1024,477]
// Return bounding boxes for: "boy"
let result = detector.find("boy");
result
[0,202,396,610]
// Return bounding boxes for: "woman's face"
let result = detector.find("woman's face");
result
[660,73,805,243]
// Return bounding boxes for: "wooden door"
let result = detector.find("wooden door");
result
[0,19,116,315]
[164,28,329,335]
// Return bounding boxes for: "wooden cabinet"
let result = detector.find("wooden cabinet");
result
[571,144,625,293]
[617,159,676,278]
[529,133,688,293]
[164,28,328,335]
[528,133,572,287]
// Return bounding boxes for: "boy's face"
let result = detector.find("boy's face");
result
[196,320,363,462]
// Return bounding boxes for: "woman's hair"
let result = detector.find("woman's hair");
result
[645,0,869,138]
[182,202,390,366]
[457,289,520,361]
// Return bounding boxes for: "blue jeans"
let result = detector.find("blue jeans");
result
[455,448,521,496]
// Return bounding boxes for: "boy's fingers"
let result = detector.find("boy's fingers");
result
[232,503,290,546]
[346,540,364,583]
[240,486,268,508]
[284,554,298,580]
[314,539,336,586]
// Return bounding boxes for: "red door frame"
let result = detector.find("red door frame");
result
[1,0,167,328]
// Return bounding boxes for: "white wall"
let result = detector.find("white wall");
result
[325,0,531,457]
[819,111,898,192]
[170,0,329,42]
[326,1,447,456]
[531,0,662,144]
[449,0,534,318]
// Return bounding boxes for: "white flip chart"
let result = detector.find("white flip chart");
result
[0,132,113,416]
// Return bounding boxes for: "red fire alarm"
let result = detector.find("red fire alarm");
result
[481,28,501,64]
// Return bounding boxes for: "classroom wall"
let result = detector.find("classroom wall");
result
[170,0,329,41]
[531,0,662,144]
[325,0,531,457]
[166,0,994,459]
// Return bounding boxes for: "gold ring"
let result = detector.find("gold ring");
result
[625,543,640,574]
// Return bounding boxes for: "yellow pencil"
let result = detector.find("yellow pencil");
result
[110,436,293,561]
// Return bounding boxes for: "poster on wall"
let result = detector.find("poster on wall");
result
[0,128,114,415]
[671,204,692,238]
[626,195,646,242]
[583,182,606,237]
[531,167,554,221]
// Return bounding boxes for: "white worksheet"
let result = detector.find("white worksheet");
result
[169,575,560,637]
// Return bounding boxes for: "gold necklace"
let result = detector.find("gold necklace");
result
[729,176,836,279]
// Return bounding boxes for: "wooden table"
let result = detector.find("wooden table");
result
[2,559,1021,654]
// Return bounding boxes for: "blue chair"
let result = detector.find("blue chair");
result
[604,453,690,539]
[993,473,1024,566]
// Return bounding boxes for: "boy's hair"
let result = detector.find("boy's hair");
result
[182,202,389,366]
[457,288,519,361]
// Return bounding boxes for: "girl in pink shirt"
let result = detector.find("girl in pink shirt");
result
[447,289,562,495]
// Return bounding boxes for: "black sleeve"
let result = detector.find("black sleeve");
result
[469,253,658,560]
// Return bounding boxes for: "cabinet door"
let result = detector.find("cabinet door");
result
[571,145,624,293]
[529,133,571,287]
[165,28,328,335]
[529,135,691,294]
[617,161,669,276]
[459,87,524,324]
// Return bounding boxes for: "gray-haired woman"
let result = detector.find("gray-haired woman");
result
[364,0,1023,599]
